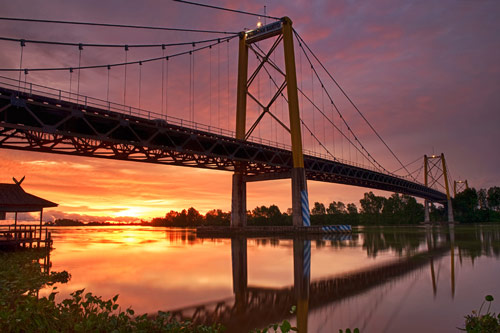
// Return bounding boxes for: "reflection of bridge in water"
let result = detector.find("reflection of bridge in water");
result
[168,228,455,332]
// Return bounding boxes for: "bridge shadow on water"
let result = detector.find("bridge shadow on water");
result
[161,225,500,332]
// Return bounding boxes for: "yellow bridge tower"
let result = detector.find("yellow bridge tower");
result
[424,153,454,223]
[231,17,310,227]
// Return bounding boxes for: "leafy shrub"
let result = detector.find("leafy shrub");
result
[0,250,222,332]
[463,295,500,333]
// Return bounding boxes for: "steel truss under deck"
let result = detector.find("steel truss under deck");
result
[0,87,446,202]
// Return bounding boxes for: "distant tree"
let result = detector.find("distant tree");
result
[478,188,488,209]
[177,209,188,226]
[346,203,360,225]
[487,187,500,211]
[250,205,286,225]
[346,203,358,215]
[382,194,404,223]
[252,206,269,218]
[163,210,180,226]
[360,192,384,215]
[267,205,282,219]
[454,188,479,223]
[400,195,424,224]
[359,192,385,224]
[429,203,446,222]
[311,202,326,215]
[205,209,230,226]
[151,217,166,226]
[187,207,203,225]
[327,201,346,215]
[53,219,84,226]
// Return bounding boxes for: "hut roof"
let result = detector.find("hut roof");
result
[0,183,58,212]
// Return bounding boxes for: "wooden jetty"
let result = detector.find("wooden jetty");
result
[0,178,57,250]
[0,224,52,249]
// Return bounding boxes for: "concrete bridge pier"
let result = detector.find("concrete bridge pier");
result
[424,199,430,223]
[292,168,310,227]
[446,198,454,223]
[231,173,247,227]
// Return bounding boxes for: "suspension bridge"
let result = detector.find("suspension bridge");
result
[0,13,456,227]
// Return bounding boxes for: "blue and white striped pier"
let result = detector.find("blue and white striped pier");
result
[196,224,353,237]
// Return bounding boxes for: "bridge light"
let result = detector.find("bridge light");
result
[257,21,262,28]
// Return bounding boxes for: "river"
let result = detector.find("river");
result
[39,224,500,332]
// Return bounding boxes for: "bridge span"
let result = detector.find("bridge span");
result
[0,84,446,203]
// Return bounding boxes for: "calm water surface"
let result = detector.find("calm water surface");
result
[40,225,500,332]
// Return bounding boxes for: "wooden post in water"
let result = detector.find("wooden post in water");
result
[14,212,18,239]
[39,209,43,239]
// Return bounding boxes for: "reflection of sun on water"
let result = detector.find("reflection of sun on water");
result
[122,235,140,244]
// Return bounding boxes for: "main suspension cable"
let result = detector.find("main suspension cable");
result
[294,30,413,179]
[0,35,238,72]
[0,36,235,48]
[0,16,238,34]
[294,34,397,176]
[392,155,423,173]
[255,50,377,168]
[172,0,280,20]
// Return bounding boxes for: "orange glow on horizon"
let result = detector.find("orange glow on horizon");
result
[0,149,398,223]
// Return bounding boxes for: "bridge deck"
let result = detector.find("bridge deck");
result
[0,86,447,202]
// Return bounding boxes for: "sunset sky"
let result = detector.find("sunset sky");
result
[1,0,499,222]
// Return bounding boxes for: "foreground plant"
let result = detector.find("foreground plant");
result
[462,295,500,333]
[0,250,222,332]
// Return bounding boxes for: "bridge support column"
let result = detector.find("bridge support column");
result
[231,31,248,228]
[424,200,430,223]
[446,199,454,223]
[283,17,310,228]
[293,238,310,332]
[292,168,310,227]
[231,173,247,227]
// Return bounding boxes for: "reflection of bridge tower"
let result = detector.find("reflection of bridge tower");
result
[426,226,455,298]
[424,153,454,223]
[293,239,311,332]
[426,228,437,296]
[231,236,248,313]
[449,225,455,298]
[231,17,310,227]
[230,236,311,332]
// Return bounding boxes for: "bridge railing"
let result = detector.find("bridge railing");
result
[0,76,419,183]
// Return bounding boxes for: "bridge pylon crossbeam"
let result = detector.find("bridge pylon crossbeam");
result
[231,17,310,228]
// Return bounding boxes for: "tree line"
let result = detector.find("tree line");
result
[148,186,500,227]
[47,187,500,227]
[453,186,500,223]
